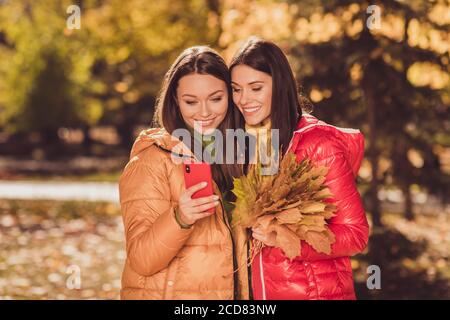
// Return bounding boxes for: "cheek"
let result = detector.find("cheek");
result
[179,103,196,122]
[212,99,229,118]
[262,90,272,112]
[232,92,240,105]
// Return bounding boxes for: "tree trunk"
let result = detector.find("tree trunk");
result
[40,128,61,159]
[403,182,414,220]
[81,125,93,154]
[207,0,222,48]
[366,90,382,227]
[41,128,60,146]
[362,60,383,227]
[117,123,134,150]
[402,14,414,222]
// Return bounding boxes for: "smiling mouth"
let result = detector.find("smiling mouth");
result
[194,118,216,126]
[242,105,261,115]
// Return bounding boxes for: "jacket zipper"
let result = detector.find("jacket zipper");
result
[259,251,267,300]
[246,231,254,300]
[219,198,239,300]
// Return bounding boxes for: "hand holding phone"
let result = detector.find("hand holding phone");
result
[183,162,215,202]
[177,162,219,226]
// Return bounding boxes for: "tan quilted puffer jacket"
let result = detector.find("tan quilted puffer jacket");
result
[119,128,240,300]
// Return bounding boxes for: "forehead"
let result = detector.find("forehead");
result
[231,64,271,85]
[177,73,226,96]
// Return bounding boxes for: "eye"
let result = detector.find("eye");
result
[211,96,223,102]
[185,100,198,105]
[252,87,262,92]
[232,87,241,93]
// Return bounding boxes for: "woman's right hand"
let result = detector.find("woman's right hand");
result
[177,182,220,225]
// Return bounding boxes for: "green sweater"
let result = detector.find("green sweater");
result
[187,126,235,218]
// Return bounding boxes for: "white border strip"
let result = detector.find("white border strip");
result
[259,253,267,300]
[295,123,361,135]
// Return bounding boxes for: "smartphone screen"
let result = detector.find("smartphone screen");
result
[183,162,215,213]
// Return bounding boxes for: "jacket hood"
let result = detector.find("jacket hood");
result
[129,127,194,160]
[293,113,365,177]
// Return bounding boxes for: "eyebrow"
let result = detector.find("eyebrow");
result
[181,90,224,98]
[231,81,264,86]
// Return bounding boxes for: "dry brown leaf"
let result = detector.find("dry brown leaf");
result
[231,153,337,263]
[300,202,327,213]
[255,215,276,229]
[272,224,301,259]
[300,215,326,226]
[304,231,333,254]
[314,187,334,200]
[274,208,303,224]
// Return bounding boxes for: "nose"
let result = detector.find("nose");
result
[199,101,211,118]
[238,89,249,106]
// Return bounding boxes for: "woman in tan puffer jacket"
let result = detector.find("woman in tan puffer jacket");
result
[119,46,244,299]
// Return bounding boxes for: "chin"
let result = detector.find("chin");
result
[201,124,222,135]
[245,117,264,126]
[202,128,216,135]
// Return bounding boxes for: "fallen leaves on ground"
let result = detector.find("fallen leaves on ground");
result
[0,199,125,300]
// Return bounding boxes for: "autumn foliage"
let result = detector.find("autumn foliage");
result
[231,153,337,260]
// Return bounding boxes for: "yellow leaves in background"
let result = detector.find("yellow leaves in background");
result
[408,19,449,54]
[407,62,450,89]
[295,14,343,44]
[220,1,293,61]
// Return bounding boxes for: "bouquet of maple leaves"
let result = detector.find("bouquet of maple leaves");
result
[231,152,337,262]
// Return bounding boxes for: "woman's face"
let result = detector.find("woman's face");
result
[177,73,228,134]
[231,64,272,126]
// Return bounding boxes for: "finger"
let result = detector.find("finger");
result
[191,194,219,206]
[252,226,262,233]
[252,231,265,240]
[193,210,216,220]
[192,201,219,213]
[185,182,208,197]
[252,231,264,238]
[252,232,265,242]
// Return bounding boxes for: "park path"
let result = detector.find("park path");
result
[0,181,119,203]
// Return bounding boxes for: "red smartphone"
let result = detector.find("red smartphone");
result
[183,162,215,213]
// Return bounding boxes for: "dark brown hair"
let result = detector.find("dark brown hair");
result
[154,46,242,193]
[229,37,311,155]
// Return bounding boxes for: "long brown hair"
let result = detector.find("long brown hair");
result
[154,46,242,193]
[229,37,312,155]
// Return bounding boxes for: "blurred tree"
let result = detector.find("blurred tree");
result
[0,0,222,153]
[219,0,449,225]
[0,0,101,154]
[79,0,222,148]
[288,0,449,224]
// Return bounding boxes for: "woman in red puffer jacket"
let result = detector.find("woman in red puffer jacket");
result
[229,37,369,300]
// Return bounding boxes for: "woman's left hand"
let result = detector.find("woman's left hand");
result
[252,226,277,247]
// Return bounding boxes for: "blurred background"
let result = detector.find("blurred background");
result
[0,0,449,299]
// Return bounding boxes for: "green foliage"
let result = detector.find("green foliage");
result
[0,0,220,144]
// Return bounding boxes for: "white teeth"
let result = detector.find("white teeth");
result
[244,106,261,113]
[195,119,214,126]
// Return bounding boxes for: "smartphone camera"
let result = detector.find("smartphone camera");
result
[185,165,190,173]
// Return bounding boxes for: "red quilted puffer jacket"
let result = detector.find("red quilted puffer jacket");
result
[251,114,369,300]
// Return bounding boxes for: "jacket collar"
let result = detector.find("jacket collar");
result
[129,127,196,161]
[290,113,364,177]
